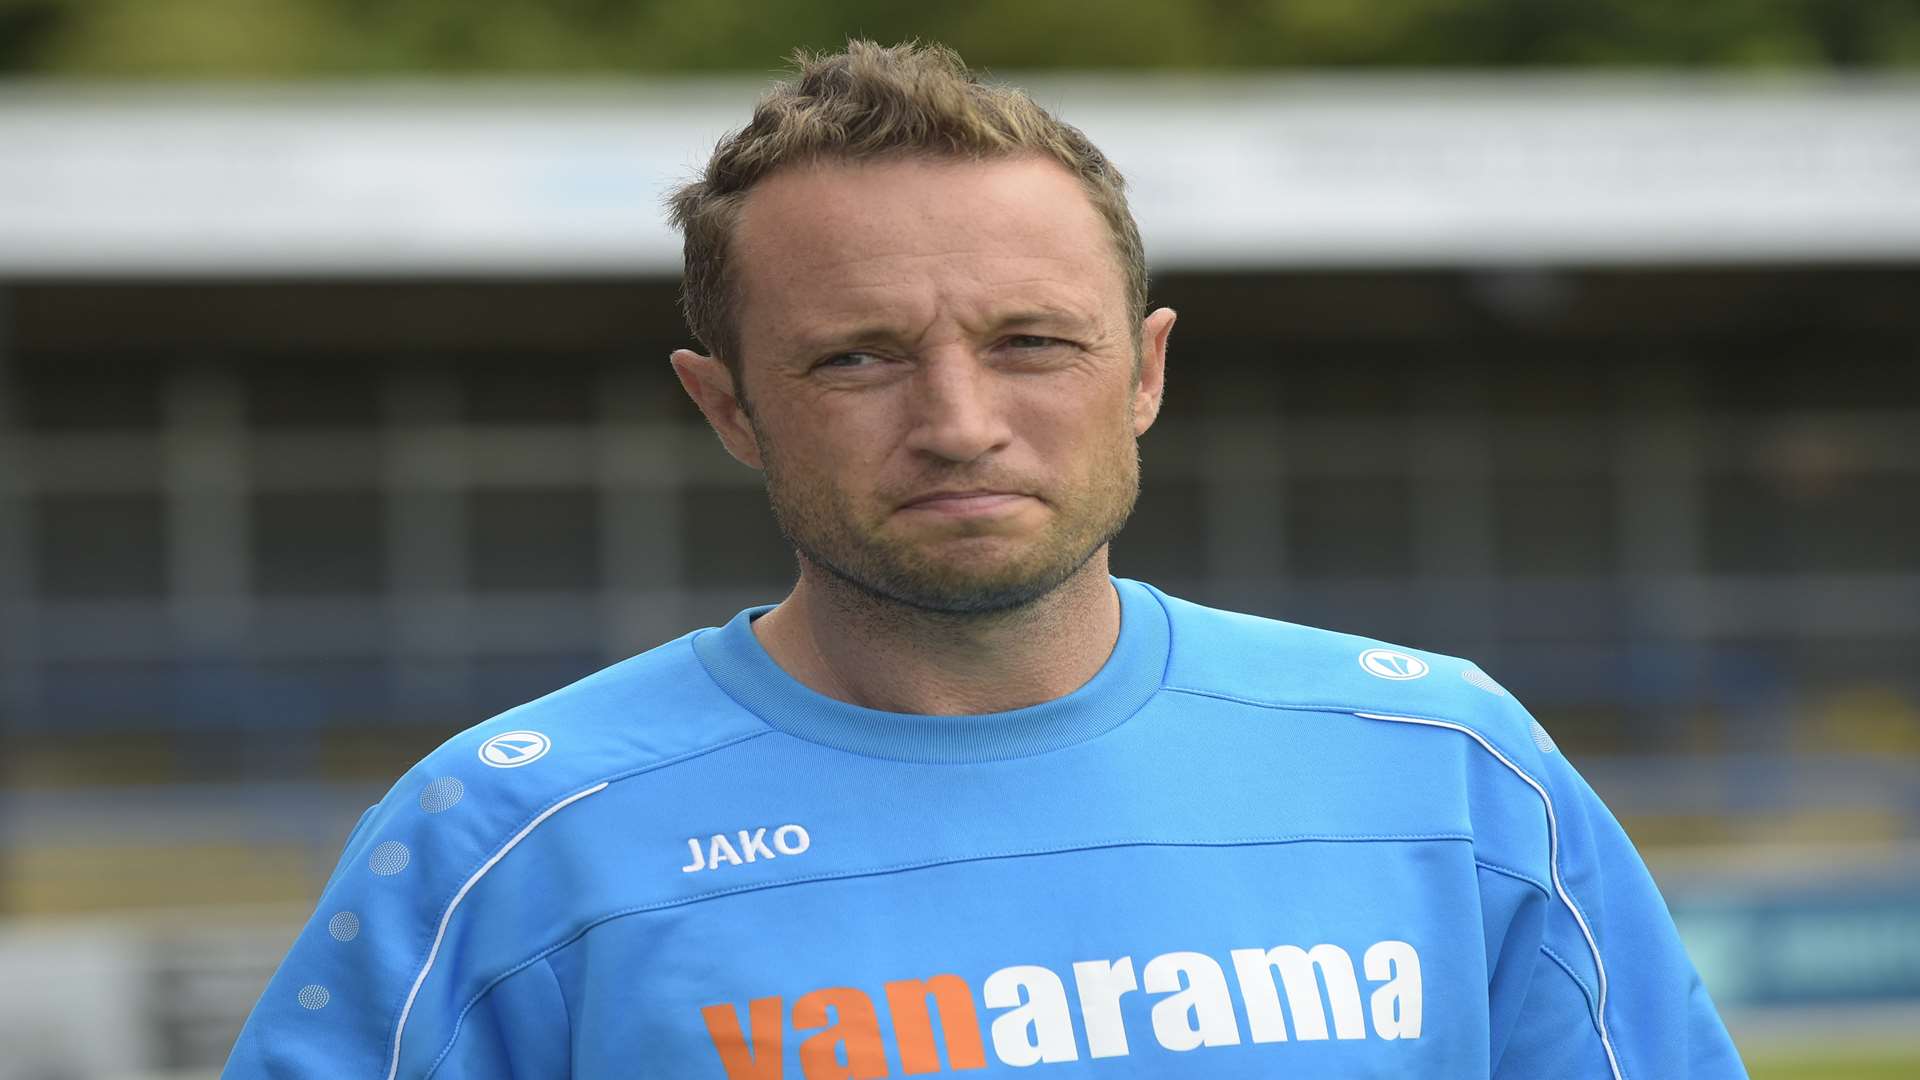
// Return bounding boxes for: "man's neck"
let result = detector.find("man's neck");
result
[750,557,1122,715]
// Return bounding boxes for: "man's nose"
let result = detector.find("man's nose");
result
[903,349,1014,463]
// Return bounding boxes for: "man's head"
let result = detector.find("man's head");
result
[667,39,1150,384]
[668,40,1175,616]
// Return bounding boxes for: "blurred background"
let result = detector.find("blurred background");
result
[2,2,1918,1077]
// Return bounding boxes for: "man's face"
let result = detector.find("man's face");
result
[681,155,1172,614]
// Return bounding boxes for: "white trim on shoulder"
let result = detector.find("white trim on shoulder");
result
[1353,712,1624,1080]
[386,781,610,1080]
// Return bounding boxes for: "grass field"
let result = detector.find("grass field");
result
[1748,1053,1920,1079]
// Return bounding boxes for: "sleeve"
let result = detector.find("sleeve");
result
[219,770,572,1078]
[1488,723,1748,1080]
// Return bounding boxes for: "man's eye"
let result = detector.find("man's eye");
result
[819,352,879,368]
[1007,335,1063,349]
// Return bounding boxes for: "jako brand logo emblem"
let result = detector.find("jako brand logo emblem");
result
[1358,649,1429,681]
[478,730,552,768]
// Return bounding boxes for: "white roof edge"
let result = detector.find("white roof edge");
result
[4,73,1918,276]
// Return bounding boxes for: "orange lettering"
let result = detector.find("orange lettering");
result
[703,997,786,1080]
[885,974,988,1073]
[794,986,888,1080]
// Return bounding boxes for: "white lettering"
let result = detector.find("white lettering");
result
[984,965,1078,1066]
[1231,944,1365,1041]
[680,824,809,871]
[1143,951,1241,1052]
[703,939,1423,1069]
[773,824,810,856]
[1071,956,1138,1059]
[738,828,773,862]
[1230,948,1290,1043]
[707,833,743,869]
[1364,940,1423,1040]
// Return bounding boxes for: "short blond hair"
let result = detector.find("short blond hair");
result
[666,39,1148,379]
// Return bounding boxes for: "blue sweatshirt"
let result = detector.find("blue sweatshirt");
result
[225,578,1746,1078]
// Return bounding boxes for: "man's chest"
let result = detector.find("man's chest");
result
[546,838,1492,1078]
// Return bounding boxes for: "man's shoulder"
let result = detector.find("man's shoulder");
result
[1144,582,1547,763]
[232,627,775,1075]
[432,626,761,770]
[353,626,771,876]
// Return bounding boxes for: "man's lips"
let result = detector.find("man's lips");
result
[897,491,1033,516]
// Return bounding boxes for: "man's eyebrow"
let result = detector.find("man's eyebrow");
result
[994,309,1098,331]
[791,323,914,355]
[793,309,1099,354]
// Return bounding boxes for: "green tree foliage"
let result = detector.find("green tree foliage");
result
[3,0,1918,76]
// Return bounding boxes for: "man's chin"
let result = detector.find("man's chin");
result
[902,575,1064,615]
[816,543,1103,617]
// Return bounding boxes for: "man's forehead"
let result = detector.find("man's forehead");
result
[794,262,1102,314]
[734,156,1111,271]
[730,156,1124,327]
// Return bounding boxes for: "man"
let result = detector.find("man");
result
[227,40,1746,1078]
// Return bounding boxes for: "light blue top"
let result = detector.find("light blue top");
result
[225,578,1746,1078]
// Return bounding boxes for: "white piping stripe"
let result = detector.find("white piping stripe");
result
[1354,712,1624,1080]
[385,781,609,1080]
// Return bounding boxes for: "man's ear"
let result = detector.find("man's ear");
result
[1132,307,1175,437]
[671,349,763,469]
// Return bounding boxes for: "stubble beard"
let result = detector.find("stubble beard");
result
[757,431,1141,619]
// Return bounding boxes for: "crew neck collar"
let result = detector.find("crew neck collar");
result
[690,577,1169,764]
